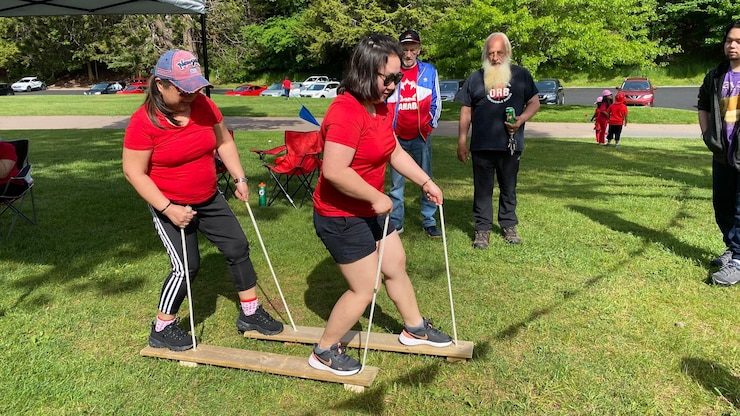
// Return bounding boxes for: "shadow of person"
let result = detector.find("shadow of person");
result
[304,256,401,333]
[681,357,740,408]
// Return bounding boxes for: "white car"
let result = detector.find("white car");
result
[11,76,46,92]
[260,81,302,97]
[301,75,330,89]
[300,81,339,98]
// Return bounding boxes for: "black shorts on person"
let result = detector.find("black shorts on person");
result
[313,212,395,264]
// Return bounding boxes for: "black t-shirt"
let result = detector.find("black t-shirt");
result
[457,65,538,152]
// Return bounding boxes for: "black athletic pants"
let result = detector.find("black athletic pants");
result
[150,192,257,315]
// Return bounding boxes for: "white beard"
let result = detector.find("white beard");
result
[483,59,512,91]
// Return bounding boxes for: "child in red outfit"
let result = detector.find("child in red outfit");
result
[590,96,608,144]
[606,93,628,147]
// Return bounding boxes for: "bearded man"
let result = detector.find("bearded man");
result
[457,32,540,249]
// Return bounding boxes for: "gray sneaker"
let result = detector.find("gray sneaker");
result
[710,249,733,267]
[711,260,740,286]
[473,230,490,249]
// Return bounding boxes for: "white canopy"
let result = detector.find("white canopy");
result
[0,1,205,16]
[0,1,211,88]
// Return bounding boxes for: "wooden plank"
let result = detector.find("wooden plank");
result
[242,325,474,360]
[140,344,378,388]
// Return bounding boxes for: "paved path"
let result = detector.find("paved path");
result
[0,116,700,138]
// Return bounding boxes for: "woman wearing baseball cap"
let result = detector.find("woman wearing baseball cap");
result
[122,49,283,351]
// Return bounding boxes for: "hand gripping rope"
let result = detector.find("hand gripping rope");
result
[244,201,297,331]
[439,204,459,346]
[181,205,198,350]
[360,214,391,372]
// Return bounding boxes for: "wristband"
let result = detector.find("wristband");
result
[233,177,248,184]
[160,201,172,214]
[421,178,432,188]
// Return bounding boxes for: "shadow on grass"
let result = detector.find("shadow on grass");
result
[300,363,443,415]
[681,357,740,409]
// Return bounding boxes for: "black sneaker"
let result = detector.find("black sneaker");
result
[308,343,361,376]
[236,305,284,335]
[148,319,194,351]
[398,318,452,347]
[424,225,442,238]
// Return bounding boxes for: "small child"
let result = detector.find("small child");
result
[590,96,608,144]
[606,93,628,147]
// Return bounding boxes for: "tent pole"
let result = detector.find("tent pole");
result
[200,13,210,98]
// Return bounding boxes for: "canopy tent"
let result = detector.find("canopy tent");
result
[0,1,204,16]
[0,1,211,92]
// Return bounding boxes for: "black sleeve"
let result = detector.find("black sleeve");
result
[697,70,712,112]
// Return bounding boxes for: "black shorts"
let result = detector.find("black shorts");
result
[313,212,394,264]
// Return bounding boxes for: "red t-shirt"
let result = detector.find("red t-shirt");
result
[608,102,628,125]
[123,94,222,204]
[313,93,396,217]
[0,141,19,184]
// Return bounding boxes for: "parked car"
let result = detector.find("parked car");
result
[300,81,340,98]
[616,77,656,106]
[260,82,302,97]
[224,84,268,96]
[301,75,330,88]
[128,77,148,86]
[117,85,146,94]
[0,83,14,96]
[439,79,463,101]
[83,81,125,95]
[11,76,46,92]
[535,78,564,105]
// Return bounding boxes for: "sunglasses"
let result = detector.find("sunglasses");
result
[377,72,404,87]
[172,84,202,97]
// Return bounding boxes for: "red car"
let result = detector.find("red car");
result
[117,85,146,94]
[616,77,656,106]
[225,84,268,96]
[128,77,148,86]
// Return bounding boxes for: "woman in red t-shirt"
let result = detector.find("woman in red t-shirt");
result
[122,50,283,352]
[308,35,452,376]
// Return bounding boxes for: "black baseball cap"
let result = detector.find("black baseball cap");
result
[399,30,421,44]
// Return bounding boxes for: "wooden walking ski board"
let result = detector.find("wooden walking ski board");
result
[242,325,474,362]
[140,344,378,392]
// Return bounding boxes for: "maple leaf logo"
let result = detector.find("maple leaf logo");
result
[399,80,416,100]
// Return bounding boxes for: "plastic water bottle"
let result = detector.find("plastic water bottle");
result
[258,182,267,206]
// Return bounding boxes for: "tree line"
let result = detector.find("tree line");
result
[0,0,736,85]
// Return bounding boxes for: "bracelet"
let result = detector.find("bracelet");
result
[233,177,248,184]
[160,201,172,214]
[421,178,432,188]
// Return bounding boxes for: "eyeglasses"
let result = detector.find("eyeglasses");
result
[377,72,404,87]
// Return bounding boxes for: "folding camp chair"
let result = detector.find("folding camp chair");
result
[251,130,322,208]
[1,139,37,236]
[215,130,235,198]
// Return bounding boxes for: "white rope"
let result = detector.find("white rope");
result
[360,214,390,372]
[439,204,459,346]
[180,205,197,350]
[245,201,296,331]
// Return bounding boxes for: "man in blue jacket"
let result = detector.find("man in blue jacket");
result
[698,20,740,285]
[387,30,442,238]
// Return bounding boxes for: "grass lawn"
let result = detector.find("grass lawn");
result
[0,94,699,124]
[1,129,738,415]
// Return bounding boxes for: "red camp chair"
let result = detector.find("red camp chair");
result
[251,130,322,208]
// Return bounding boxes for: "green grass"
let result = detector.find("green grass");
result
[1,129,739,415]
[0,94,699,124]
